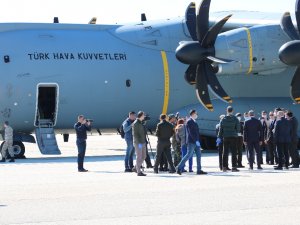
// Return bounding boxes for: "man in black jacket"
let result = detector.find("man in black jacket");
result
[243,110,263,170]
[274,111,292,170]
[154,114,176,174]
[286,111,299,168]
[74,115,91,172]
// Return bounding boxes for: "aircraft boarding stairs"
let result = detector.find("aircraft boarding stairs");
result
[35,119,61,155]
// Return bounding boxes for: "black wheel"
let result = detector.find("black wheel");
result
[0,141,25,159]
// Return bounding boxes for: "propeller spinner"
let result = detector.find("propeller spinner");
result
[176,0,232,111]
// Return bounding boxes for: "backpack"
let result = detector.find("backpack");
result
[119,123,125,139]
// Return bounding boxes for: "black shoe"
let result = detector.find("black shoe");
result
[222,167,228,172]
[290,165,299,168]
[9,158,15,163]
[78,169,88,172]
[237,165,245,168]
[226,167,231,170]
[189,170,194,173]
[125,168,133,173]
[285,166,289,170]
[169,170,176,174]
[182,169,188,173]
[249,167,253,170]
[137,172,146,176]
[153,169,158,174]
[147,165,154,169]
[132,167,137,173]
[232,168,239,172]
[159,168,164,172]
[274,167,283,170]
[163,168,169,172]
[257,166,263,170]
[0,158,6,162]
[177,169,182,175]
[197,170,207,175]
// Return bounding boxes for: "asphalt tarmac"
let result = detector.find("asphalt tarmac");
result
[0,133,300,225]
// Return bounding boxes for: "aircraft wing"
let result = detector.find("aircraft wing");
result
[209,11,285,31]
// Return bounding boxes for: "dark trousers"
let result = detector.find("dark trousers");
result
[223,137,238,169]
[259,143,267,164]
[247,141,262,168]
[218,143,224,170]
[76,140,86,170]
[289,141,299,166]
[159,153,168,169]
[267,141,276,164]
[236,136,243,166]
[277,143,290,168]
[154,141,175,171]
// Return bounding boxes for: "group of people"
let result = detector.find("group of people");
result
[216,106,299,171]
[72,106,299,174]
[121,110,207,176]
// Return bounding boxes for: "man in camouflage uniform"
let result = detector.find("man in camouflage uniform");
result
[0,121,15,162]
[169,114,181,167]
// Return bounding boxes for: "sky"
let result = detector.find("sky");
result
[0,0,296,24]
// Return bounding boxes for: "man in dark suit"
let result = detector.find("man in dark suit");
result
[286,111,299,168]
[176,109,207,175]
[274,111,292,170]
[154,114,176,174]
[266,111,276,165]
[259,111,269,164]
[243,110,263,170]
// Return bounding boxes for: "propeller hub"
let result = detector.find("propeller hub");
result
[279,40,300,66]
[175,41,213,65]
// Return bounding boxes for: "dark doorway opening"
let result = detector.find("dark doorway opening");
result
[36,86,58,126]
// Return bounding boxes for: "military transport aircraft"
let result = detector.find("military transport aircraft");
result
[0,0,299,157]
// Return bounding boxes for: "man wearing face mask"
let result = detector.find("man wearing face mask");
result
[176,110,207,175]
[218,106,240,172]
[259,111,269,165]
[235,113,245,168]
[266,111,276,165]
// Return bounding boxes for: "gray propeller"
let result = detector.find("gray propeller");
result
[176,0,232,111]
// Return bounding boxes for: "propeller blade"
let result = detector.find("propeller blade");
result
[280,12,299,40]
[291,67,300,103]
[202,14,232,48]
[206,56,233,64]
[296,0,300,35]
[195,62,213,111]
[185,65,197,85]
[196,0,211,42]
[205,63,232,103]
[185,2,197,41]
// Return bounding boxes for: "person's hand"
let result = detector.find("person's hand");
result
[216,138,222,146]
[196,141,201,147]
[82,119,87,124]
[138,143,143,149]
[87,121,91,126]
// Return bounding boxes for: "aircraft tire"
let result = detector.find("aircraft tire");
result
[12,141,25,158]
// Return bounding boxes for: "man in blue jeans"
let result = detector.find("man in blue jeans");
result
[122,112,136,172]
[74,115,91,172]
[176,110,207,175]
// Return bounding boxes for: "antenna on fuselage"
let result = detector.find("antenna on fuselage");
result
[89,17,97,24]
[53,17,59,23]
[141,13,147,22]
